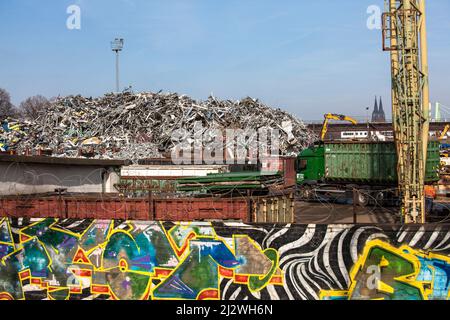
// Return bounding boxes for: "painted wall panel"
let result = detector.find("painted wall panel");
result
[0,218,449,300]
[0,163,108,195]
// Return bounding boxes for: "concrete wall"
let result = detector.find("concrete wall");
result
[104,168,120,193]
[0,163,119,195]
[0,218,449,300]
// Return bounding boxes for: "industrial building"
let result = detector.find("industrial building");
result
[308,121,450,141]
[0,155,127,196]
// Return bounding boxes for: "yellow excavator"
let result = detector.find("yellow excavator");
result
[439,124,450,140]
[320,113,358,141]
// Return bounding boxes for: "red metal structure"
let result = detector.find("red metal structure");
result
[0,195,250,222]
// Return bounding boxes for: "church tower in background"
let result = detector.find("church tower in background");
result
[378,96,386,123]
[371,96,386,123]
[371,96,379,122]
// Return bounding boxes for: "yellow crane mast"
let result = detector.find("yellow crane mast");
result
[382,0,430,223]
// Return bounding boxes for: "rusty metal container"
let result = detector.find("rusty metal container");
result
[0,192,294,223]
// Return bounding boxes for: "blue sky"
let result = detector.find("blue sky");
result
[0,0,449,120]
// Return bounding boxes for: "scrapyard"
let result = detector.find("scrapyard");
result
[2,0,450,304]
[1,92,316,161]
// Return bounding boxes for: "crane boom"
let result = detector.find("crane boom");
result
[382,0,430,223]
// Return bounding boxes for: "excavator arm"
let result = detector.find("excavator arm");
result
[320,113,358,141]
[439,124,450,140]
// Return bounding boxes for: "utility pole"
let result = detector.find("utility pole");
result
[366,106,370,140]
[382,0,430,223]
[111,38,124,93]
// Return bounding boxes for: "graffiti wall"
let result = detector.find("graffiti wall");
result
[1,218,450,300]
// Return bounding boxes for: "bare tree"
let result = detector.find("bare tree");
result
[0,88,17,119]
[19,95,50,120]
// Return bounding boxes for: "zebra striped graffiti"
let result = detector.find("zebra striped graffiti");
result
[320,239,450,300]
[1,218,450,300]
[218,224,450,300]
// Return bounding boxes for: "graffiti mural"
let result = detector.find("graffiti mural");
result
[0,218,282,300]
[1,218,450,300]
[320,239,450,300]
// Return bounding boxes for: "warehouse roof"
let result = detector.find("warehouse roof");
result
[0,155,130,166]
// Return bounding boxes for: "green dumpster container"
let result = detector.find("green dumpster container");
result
[324,141,440,184]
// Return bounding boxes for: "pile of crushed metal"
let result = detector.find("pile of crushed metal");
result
[1,92,316,162]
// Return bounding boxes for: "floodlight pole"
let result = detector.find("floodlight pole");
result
[115,49,120,93]
[111,38,124,93]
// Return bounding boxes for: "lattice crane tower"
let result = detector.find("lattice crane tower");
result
[382,0,430,223]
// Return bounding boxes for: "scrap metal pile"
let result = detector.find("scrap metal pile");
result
[0,119,31,152]
[1,92,316,162]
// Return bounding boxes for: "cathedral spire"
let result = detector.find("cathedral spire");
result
[378,97,386,122]
[372,96,379,122]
